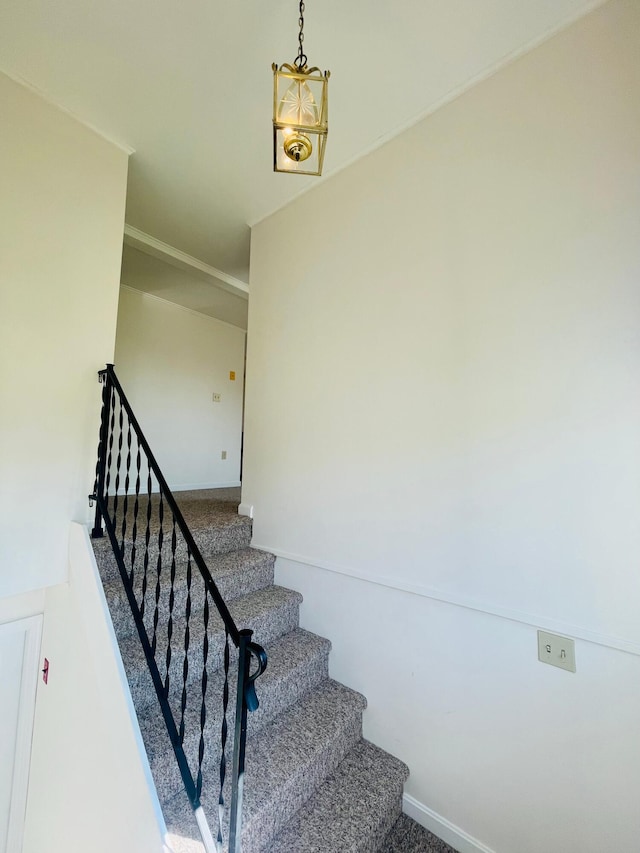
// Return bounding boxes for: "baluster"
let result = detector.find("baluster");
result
[105,386,116,510]
[141,459,153,619]
[151,486,164,656]
[130,434,141,585]
[179,549,193,744]
[113,396,124,524]
[91,370,112,539]
[164,514,178,695]
[196,589,210,800]
[120,413,132,557]
[218,628,231,847]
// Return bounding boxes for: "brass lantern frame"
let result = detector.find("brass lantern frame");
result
[272,62,330,176]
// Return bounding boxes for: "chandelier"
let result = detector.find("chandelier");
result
[272,0,330,176]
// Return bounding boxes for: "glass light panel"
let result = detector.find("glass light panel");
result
[278,79,319,127]
[275,71,327,131]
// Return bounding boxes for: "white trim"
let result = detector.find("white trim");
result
[109,480,242,496]
[194,805,219,853]
[164,481,241,493]
[1,614,43,853]
[119,284,248,333]
[251,543,640,657]
[123,225,249,298]
[238,503,254,519]
[249,0,608,228]
[0,590,45,625]
[403,794,496,853]
[0,69,135,155]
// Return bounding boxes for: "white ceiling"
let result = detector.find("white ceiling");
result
[1,0,605,298]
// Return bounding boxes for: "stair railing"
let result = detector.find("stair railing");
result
[89,364,266,853]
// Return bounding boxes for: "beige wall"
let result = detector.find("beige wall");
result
[0,73,165,853]
[244,2,640,851]
[114,286,246,490]
[0,72,128,598]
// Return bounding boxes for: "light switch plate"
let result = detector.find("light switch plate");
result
[537,630,576,673]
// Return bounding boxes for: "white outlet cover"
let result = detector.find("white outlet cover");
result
[537,630,576,673]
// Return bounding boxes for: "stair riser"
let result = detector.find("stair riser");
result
[146,642,331,802]
[372,795,405,853]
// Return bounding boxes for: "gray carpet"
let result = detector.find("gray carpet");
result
[381,815,458,852]
[94,487,457,853]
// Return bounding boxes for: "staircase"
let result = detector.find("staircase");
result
[92,489,455,853]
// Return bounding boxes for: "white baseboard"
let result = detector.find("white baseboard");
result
[110,481,241,496]
[170,481,241,492]
[403,794,496,853]
[238,503,254,518]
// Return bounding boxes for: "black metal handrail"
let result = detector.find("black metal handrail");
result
[90,364,266,853]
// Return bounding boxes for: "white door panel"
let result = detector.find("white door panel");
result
[0,618,41,853]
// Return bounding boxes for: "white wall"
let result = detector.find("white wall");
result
[244,2,640,851]
[23,524,167,853]
[0,72,128,598]
[114,286,246,490]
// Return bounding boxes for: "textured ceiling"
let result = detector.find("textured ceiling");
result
[1,0,606,288]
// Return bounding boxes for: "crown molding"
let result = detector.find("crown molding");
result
[123,224,250,299]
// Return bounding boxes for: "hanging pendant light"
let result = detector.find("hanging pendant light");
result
[272,0,330,176]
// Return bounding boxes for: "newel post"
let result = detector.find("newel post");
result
[91,365,113,538]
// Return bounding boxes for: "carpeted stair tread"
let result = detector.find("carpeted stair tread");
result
[99,493,246,534]
[116,584,303,709]
[269,738,410,853]
[138,628,332,802]
[98,546,275,637]
[380,814,459,853]
[92,514,254,583]
[164,679,368,853]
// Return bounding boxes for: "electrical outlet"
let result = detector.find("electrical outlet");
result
[221,450,227,460]
[212,393,221,402]
[537,630,576,673]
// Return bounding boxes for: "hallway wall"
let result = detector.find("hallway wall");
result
[0,70,128,597]
[115,286,246,490]
[243,2,640,850]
